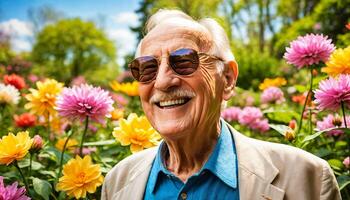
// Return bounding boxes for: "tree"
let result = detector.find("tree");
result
[31,18,116,82]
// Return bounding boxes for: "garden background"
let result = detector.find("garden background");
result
[0,0,350,199]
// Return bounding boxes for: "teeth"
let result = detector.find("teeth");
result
[159,99,185,107]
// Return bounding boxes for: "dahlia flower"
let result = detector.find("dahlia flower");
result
[346,23,350,30]
[56,84,114,124]
[113,113,161,153]
[0,83,20,105]
[261,86,285,104]
[0,176,30,200]
[259,77,287,90]
[284,34,335,68]
[56,155,104,199]
[238,107,270,132]
[316,114,350,137]
[14,113,36,128]
[0,131,33,165]
[314,74,350,111]
[221,107,241,122]
[25,79,63,116]
[110,108,124,121]
[3,74,26,90]
[110,81,139,96]
[55,137,78,152]
[322,46,350,76]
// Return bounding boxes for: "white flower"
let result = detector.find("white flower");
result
[0,83,20,105]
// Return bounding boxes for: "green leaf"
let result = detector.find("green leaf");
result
[337,175,350,190]
[264,108,299,123]
[335,141,347,150]
[32,178,52,200]
[302,127,350,143]
[269,124,293,136]
[294,84,307,92]
[314,148,332,158]
[83,139,115,146]
[328,159,343,171]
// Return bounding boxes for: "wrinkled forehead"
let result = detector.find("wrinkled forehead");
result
[140,22,213,56]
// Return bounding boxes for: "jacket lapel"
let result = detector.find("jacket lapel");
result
[228,124,285,200]
[112,149,157,200]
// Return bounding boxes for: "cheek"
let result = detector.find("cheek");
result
[198,63,222,98]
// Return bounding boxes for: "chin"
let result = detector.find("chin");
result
[153,118,191,139]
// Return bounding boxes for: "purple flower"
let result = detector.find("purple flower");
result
[56,84,114,124]
[314,74,350,111]
[261,86,285,104]
[0,176,30,200]
[238,107,269,132]
[316,114,350,137]
[284,34,335,68]
[221,107,241,122]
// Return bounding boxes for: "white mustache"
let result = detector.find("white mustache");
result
[150,89,196,104]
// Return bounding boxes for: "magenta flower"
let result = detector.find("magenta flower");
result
[261,86,285,104]
[316,114,350,137]
[284,34,335,68]
[56,84,114,124]
[238,107,269,132]
[314,74,350,111]
[221,107,241,122]
[0,176,30,200]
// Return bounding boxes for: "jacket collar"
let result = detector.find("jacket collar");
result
[113,121,285,200]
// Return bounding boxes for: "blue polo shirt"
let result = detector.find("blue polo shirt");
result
[144,120,239,200]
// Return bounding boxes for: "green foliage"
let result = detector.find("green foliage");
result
[31,18,117,83]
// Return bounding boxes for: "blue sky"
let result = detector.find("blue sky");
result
[0,0,141,65]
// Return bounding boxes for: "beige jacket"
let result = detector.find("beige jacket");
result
[102,124,341,200]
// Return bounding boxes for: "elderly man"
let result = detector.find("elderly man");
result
[102,9,341,200]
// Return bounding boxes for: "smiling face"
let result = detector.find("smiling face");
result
[138,23,227,140]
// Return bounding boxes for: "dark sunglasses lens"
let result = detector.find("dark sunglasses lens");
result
[130,56,158,82]
[169,48,199,75]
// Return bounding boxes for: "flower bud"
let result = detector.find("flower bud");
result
[285,130,295,142]
[31,135,43,152]
[288,120,297,130]
[343,157,350,168]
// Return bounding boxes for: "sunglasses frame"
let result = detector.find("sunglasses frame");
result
[128,48,224,83]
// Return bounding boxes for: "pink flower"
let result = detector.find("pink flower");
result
[56,84,114,124]
[314,74,350,111]
[238,107,269,132]
[70,76,86,86]
[261,86,285,104]
[0,176,30,200]
[284,34,335,68]
[221,107,241,122]
[316,114,350,137]
[31,135,43,152]
[238,107,263,125]
[74,147,97,156]
[343,157,350,168]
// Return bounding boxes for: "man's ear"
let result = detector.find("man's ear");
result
[222,60,238,101]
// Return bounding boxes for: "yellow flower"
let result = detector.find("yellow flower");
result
[55,137,78,152]
[110,108,124,121]
[113,113,161,153]
[259,77,287,90]
[0,131,33,165]
[56,155,104,199]
[322,46,350,76]
[25,79,63,116]
[110,81,139,96]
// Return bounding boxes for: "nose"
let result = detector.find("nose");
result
[154,57,181,91]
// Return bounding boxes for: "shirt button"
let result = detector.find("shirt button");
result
[180,192,187,199]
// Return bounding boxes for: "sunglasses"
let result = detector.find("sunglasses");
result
[129,48,223,83]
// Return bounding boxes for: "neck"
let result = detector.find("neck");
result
[163,119,221,182]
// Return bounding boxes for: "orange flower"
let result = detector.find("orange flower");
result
[346,22,350,30]
[14,113,36,128]
[3,74,26,90]
[291,93,312,106]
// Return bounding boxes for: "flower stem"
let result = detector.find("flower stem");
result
[341,101,350,171]
[79,116,89,157]
[29,153,33,177]
[297,67,314,135]
[57,129,74,181]
[14,161,30,193]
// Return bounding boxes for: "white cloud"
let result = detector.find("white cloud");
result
[107,28,137,66]
[0,19,33,37]
[12,38,32,52]
[111,12,139,27]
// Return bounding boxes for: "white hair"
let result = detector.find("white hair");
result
[135,9,235,74]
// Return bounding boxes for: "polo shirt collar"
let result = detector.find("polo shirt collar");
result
[147,119,238,193]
